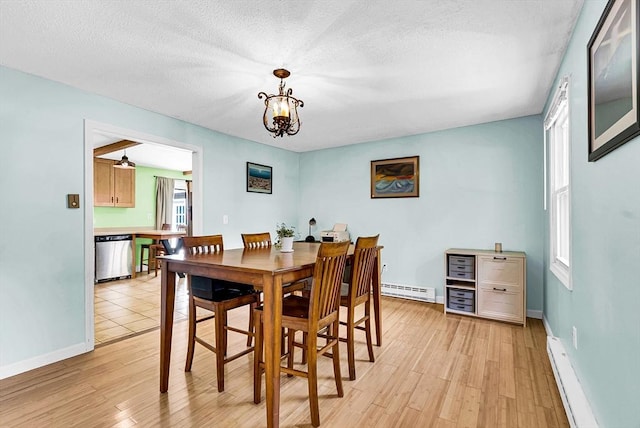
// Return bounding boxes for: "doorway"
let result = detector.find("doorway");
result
[84,120,202,347]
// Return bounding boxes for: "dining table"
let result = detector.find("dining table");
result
[158,241,383,428]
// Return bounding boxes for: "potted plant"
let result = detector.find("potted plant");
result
[275,222,296,252]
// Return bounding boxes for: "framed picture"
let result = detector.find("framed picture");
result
[246,162,272,194]
[587,0,640,161]
[370,156,419,198]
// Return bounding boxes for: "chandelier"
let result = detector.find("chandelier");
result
[258,69,304,137]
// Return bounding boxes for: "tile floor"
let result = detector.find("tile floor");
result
[94,272,189,346]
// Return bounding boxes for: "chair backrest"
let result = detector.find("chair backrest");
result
[309,241,350,323]
[346,235,380,301]
[182,235,224,255]
[161,223,171,230]
[241,232,272,249]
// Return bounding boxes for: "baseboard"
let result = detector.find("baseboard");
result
[542,314,554,337]
[0,342,91,380]
[547,336,598,428]
[527,309,543,319]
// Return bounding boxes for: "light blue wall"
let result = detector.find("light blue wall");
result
[542,2,640,427]
[0,66,299,369]
[298,116,544,310]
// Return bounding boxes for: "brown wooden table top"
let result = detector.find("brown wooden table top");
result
[161,241,331,273]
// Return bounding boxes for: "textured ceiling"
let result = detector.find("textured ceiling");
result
[0,0,584,155]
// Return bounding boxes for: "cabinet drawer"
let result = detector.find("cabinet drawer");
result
[478,256,523,286]
[447,302,474,313]
[448,255,474,267]
[449,264,474,274]
[448,288,474,299]
[449,271,474,279]
[449,296,473,306]
[478,288,523,321]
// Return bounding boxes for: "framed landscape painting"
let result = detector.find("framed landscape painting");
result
[247,162,272,194]
[370,156,419,198]
[587,0,640,161]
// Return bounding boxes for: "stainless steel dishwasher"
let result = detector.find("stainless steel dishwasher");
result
[95,234,133,282]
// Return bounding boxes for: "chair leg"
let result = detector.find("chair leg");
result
[247,302,255,347]
[306,332,320,427]
[151,248,158,277]
[347,306,356,381]
[301,332,308,364]
[184,297,197,372]
[214,305,226,392]
[253,311,263,404]
[365,299,375,363]
[331,320,344,397]
[287,329,296,377]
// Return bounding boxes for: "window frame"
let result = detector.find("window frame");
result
[545,77,572,290]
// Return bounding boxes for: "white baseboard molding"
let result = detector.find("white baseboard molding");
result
[547,336,598,428]
[0,342,91,380]
[543,314,554,337]
[527,309,543,319]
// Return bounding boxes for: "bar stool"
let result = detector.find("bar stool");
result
[140,223,171,274]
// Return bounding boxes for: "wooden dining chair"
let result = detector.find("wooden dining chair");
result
[241,232,272,249]
[182,235,260,393]
[253,241,350,428]
[241,232,307,295]
[339,234,379,380]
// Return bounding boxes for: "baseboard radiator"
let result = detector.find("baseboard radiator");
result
[547,336,598,428]
[380,282,436,303]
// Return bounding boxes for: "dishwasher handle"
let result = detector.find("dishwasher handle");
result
[95,234,133,242]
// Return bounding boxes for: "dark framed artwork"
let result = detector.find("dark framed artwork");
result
[588,0,640,161]
[370,156,419,198]
[246,162,272,194]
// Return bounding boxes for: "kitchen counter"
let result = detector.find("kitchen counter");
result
[94,227,186,278]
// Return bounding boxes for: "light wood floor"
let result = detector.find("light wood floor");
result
[1,294,568,427]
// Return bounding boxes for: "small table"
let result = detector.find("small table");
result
[158,242,383,428]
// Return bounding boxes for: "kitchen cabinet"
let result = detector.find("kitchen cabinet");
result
[94,158,135,207]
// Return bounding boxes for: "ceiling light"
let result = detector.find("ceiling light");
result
[114,151,136,169]
[258,69,304,138]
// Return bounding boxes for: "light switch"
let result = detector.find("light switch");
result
[67,194,80,209]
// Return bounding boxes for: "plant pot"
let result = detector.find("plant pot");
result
[280,236,294,252]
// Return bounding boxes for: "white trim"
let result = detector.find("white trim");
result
[526,309,543,319]
[546,76,572,291]
[544,77,570,130]
[0,342,89,380]
[83,120,203,351]
[543,314,554,337]
[547,336,599,428]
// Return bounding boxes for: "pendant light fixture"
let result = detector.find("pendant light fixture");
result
[258,68,304,138]
[113,151,136,169]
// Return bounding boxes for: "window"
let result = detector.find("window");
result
[545,77,571,289]
[172,180,187,228]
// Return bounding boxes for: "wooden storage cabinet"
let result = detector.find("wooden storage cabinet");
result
[445,249,526,326]
[94,158,135,207]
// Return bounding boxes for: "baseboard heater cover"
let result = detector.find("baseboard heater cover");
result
[547,336,598,428]
[380,282,436,303]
